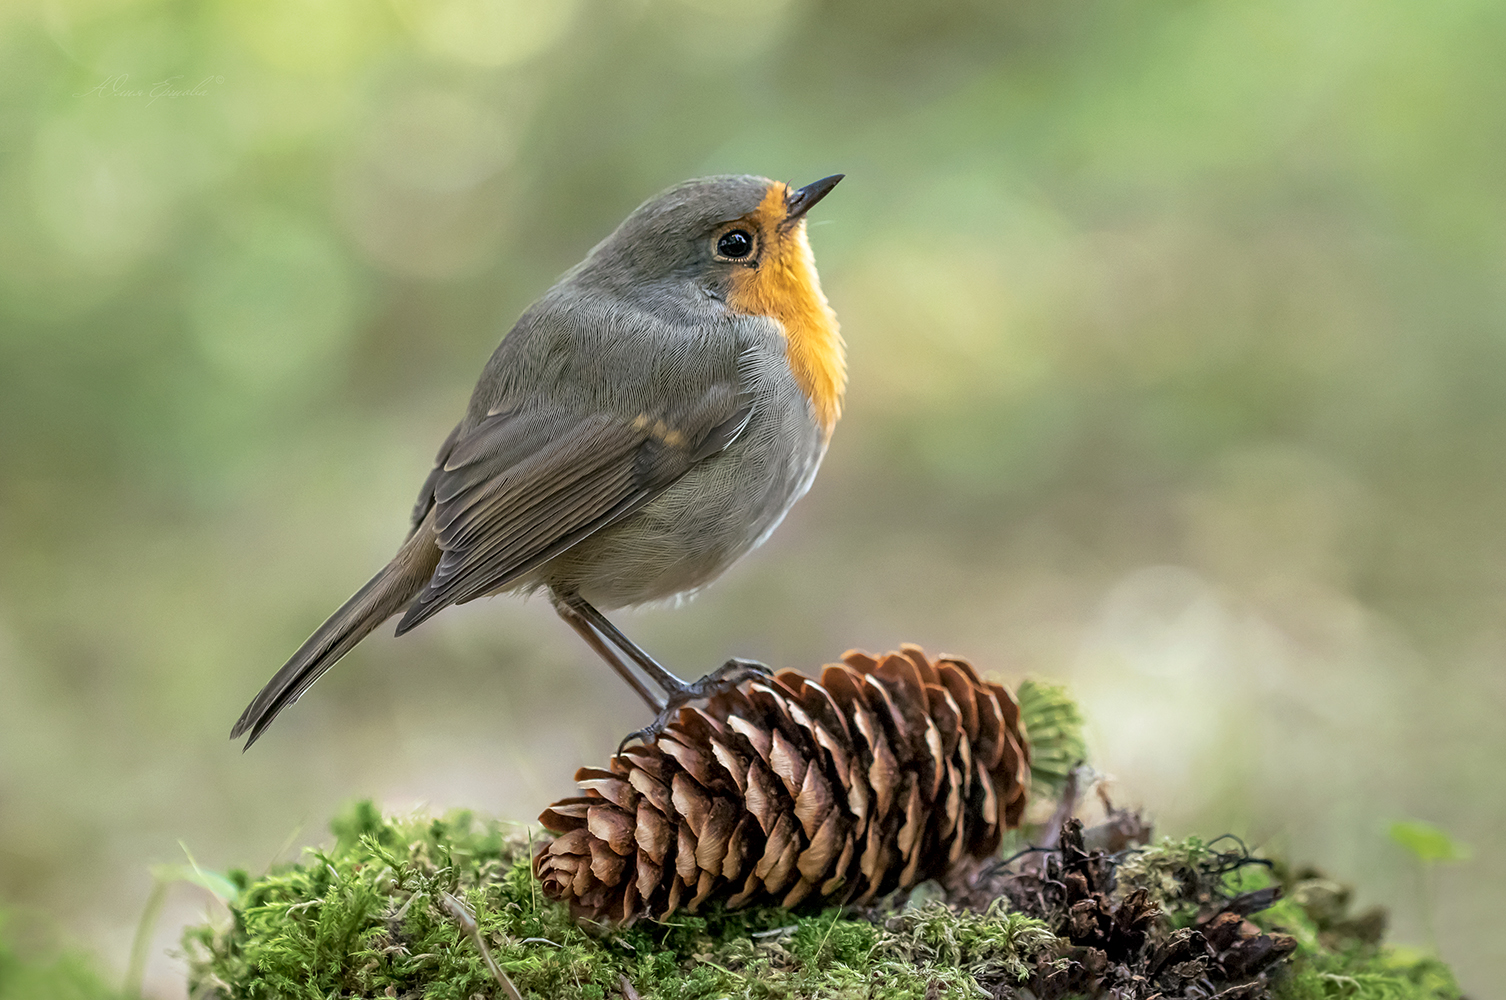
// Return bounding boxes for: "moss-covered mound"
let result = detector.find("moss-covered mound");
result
[183,801,1461,1000]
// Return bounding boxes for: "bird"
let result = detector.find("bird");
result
[231,173,846,750]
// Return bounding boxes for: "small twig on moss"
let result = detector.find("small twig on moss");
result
[812,910,843,966]
[438,891,522,1000]
[751,924,798,938]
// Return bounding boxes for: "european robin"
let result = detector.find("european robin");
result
[232,173,845,749]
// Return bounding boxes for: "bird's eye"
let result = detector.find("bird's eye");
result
[717,230,753,259]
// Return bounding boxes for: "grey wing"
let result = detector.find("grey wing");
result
[409,421,461,535]
[393,388,753,635]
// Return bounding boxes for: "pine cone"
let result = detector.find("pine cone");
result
[534,644,1030,924]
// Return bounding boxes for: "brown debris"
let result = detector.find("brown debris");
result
[985,819,1298,999]
[534,645,1030,924]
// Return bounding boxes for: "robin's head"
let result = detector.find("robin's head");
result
[581,174,847,433]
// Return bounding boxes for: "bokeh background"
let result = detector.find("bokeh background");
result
[1,0,1502,993]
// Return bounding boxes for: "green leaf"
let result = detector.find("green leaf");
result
[149,840,239,902]
[148,864,239,903]
[1388,821,1471,864]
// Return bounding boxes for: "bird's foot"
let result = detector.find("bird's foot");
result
[617,658,772,753]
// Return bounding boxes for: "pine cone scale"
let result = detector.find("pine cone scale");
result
[674,823,697,882]
[634,802,672,863]
[587,804,633,854]
[709,738,748,794]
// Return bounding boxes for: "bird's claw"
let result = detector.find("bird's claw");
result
[693,657,773,693]
[616,658,772,754]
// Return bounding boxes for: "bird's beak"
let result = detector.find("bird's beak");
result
[784,174,844,222]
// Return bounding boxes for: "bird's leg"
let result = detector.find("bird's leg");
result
[553,590,691,693]
[551,590,772,748]
[550,593,664,713]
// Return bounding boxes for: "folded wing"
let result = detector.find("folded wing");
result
[395,388,752,634]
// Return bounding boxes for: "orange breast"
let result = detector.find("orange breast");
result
[725,184,845,437]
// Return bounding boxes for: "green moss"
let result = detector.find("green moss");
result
[1115,835,1217,901]
[186,802,1066,1000]
[1114,834,1232,929]
[1271,948,1460,1000]
[1212,854,1462,1000]
[186,809,1466,1000]
[880,901,1056,985]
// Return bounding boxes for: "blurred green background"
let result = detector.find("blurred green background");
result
[1,0,1502,993]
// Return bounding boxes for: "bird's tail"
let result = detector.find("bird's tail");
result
[231,515,441,749]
